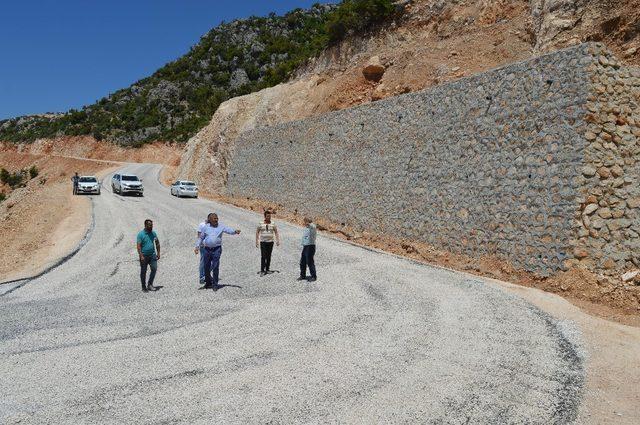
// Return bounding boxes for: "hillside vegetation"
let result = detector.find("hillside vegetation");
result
[0,0,398,146]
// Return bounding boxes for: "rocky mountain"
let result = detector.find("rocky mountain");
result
[0,1,400,145]
[0,4,337,145]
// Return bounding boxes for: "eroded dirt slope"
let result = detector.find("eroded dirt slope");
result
[0,151,117,281]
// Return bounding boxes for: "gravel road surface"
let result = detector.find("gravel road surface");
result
[0,164,585,424]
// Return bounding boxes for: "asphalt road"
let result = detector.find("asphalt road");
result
[0,163,585,424]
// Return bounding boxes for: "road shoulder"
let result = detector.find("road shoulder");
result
[495,281,640,424]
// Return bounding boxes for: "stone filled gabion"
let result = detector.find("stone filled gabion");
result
[571,44,640,275]
[227,43,640,276]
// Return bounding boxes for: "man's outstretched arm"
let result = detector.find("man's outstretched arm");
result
[223,226,241,235]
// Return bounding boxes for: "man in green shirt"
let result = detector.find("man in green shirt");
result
[136,219,161,292]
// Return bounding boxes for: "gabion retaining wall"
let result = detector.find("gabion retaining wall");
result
[228,43,640,276]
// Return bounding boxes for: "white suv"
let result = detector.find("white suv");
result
[112,173,144,196]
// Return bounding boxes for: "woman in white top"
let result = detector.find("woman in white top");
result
[255,210,280,275]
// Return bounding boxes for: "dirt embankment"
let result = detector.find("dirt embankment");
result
[0,151,117,281]
[1,136,182,165]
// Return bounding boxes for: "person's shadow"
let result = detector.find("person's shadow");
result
[199,284,242,291]
[216,284,242,290]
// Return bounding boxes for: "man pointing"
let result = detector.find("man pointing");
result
[194,213,240,290]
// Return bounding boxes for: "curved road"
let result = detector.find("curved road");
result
[0,164,584,423]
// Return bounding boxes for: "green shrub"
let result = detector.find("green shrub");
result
[0,168,27,188]
[0,192,5,203]
[326,0,396,44]
[29,165,39,179]
[0,168,9,184]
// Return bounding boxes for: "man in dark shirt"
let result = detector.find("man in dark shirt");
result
[71,172,79,195]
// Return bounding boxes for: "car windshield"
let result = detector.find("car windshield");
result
[79,177,97,183]
[181,182,196,186]
[122,176,139,182]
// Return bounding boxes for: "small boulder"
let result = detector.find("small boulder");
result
[362,56,386,82]
[621,270,639,282]
[371,84,388,101]
[229,68,250,89]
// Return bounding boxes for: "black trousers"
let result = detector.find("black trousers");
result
[260,241,274,272]
[300,245,316,278]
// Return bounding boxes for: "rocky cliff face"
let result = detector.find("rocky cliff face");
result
[176,77,326,191]
[530,0,640,55]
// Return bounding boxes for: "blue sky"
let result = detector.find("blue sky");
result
[0,0,339,120]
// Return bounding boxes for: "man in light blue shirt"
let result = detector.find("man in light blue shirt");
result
[196,219,207,285]
[194,213,240,289]
[298,217,317,282]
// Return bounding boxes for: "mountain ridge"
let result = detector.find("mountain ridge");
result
[0,1,400,145]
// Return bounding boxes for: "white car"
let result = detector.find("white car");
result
[76,176,101,195]
[171,180,199,198]
[111,173,144,196]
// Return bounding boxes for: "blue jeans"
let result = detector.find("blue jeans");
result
[203,246,222,287]
[140,254,158,288]
[300,245,316,279]
[199,246,205,281]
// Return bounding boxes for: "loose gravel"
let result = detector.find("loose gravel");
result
[0,164,585,424]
